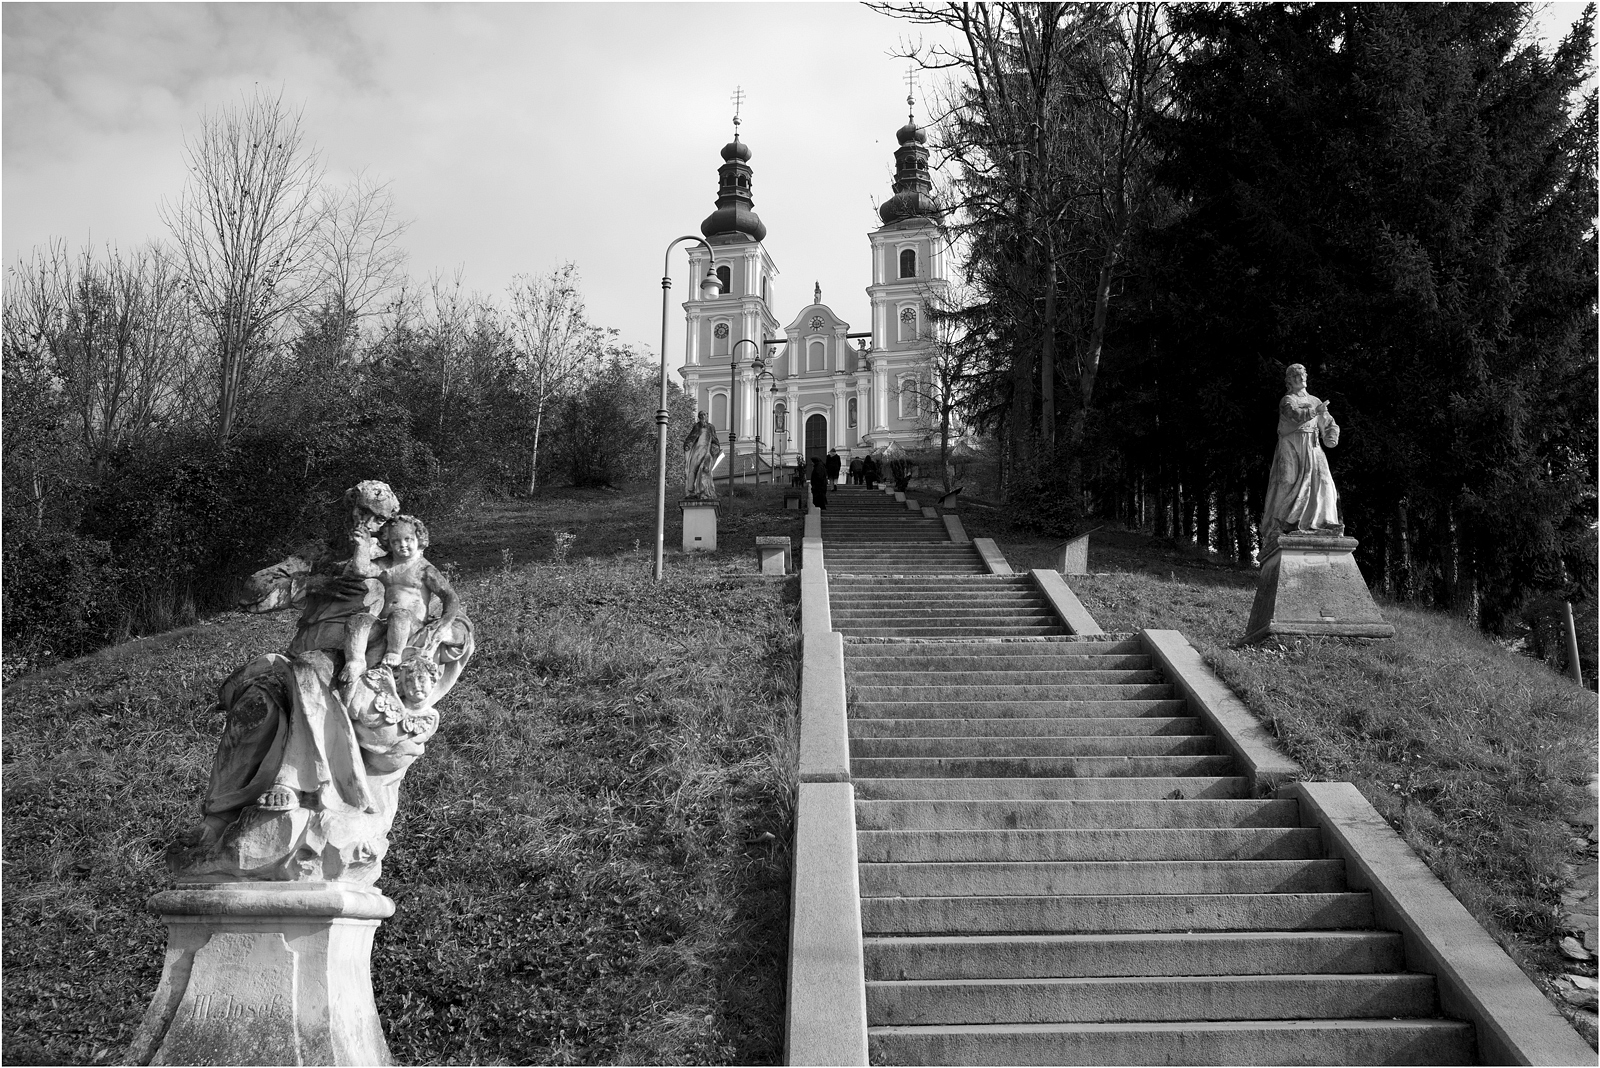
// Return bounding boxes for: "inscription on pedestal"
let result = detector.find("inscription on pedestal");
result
[155,932,300,1066]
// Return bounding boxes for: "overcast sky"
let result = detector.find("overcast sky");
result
[3,2,1590,364]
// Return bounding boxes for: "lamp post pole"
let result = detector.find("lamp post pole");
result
[729,338,760,496]
[752,362,777,487]
[656,236,721,582]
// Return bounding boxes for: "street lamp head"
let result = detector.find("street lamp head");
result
[752,358,765,375]
[700,270,721,300]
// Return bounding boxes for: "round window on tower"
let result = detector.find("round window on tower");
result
[714,323,729,339]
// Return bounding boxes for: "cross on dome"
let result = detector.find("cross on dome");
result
[904,68,919,123]
[731,86,746,137]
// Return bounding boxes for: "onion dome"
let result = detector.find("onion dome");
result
[879,100,942,227]
[700,113,767,244]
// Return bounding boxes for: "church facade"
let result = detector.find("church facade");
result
[677,106,948,475]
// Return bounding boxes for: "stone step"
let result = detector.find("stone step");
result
[851,700,1188,719]
[830,592,1043,604]
[857,828,1326,863]
[849,716,1203,738]
[855,776,1251,801]
[843,638,1143,655]
[850,683,1177,701]
[832,609,1059,622]
[860,891,1377,935]
[832,576,1031,585]
[865,1018,1476,1066]
[851,754,1238,779]
[850,736,1218,759]
[841,626,1072,639]
[863,930,1407,980]
[849,669,1163,685]
[866,971,1439,1026]
[858,860,1348,897]
[855,798,1301,830]
[846,655,1154,673]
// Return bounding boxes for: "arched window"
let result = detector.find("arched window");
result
[898,306,918,343]
[773,401,787,434]
[712,321,730,356]
[900,248,917,278]
[761,274,769,303]
[808,341,825,372]
[711,392,728,432]
[848,397,858,428]
[716,265,731,295]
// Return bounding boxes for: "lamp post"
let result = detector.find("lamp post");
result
[656,236,722,582]
[751,359,778,486]
[729,338,760,495]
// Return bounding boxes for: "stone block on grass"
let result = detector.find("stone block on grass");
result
[756,535,791,575]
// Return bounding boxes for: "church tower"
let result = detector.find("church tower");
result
[864,95,949,445]
[679,103,781,471]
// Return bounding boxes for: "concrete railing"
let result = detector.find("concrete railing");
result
[788,530,868,1065]
[1291,781,1595,1066]
[1030,569,1101,635]
[1140,629,1302,794]
[972,537,1013,575]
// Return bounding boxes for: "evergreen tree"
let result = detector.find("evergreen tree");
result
[1142,2,1596,627]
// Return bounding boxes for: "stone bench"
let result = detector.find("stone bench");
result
[756,535,792,575]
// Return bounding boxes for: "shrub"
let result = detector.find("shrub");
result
[1,529,124,670]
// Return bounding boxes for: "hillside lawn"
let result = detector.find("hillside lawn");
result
[4,477,1595,1058]
[2,482,805,1065]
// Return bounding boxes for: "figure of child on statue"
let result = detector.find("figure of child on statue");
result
[340,512,459,702]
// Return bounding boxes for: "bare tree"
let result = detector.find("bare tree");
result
[162,88,324,444]
[506,264,602,494]
[310,170,409,346]
[3,241,200,479]
[879,3,1174,490]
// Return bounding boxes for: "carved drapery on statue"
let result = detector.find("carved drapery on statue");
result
[683,410,723,499]
[169,481,474,886]
[1259,364,1343,554]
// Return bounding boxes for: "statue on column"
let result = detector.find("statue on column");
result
[683,410,723,499]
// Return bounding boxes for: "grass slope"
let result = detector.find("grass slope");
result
[959,504,1599,1046]
[3,483,806,1065]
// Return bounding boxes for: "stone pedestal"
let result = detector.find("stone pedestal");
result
[1246,534,1395,644]
[756,536,792,575]
[127,882,393,1066]
[680,499,718,552]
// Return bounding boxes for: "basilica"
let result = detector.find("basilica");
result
[677,102,949,475]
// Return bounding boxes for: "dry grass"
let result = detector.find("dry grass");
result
[2,485,802,1065]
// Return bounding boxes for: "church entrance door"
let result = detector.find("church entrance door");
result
[805,414,827,463]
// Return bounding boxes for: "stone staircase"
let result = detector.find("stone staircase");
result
[832,578,1069,638]
[821,511,1477,1065]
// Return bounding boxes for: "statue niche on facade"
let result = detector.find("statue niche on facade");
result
[683,410,723,500]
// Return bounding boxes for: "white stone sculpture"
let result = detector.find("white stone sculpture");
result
[131,481,474,1066]
[683,409,723,499]
[1259,362,1343,553]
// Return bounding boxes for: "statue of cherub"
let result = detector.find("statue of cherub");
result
[341,514,459,701]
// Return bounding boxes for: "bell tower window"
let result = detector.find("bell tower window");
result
[900,249,917,278]
[716,265,731,295]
